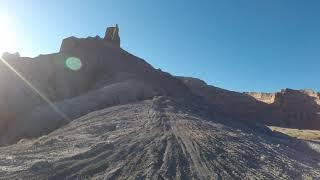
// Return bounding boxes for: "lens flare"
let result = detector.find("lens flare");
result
[0,56,70,121]
[65,57,82,71]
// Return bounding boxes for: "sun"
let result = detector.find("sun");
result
[0,14,17,55]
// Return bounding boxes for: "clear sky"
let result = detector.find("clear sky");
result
[0,0,319,92]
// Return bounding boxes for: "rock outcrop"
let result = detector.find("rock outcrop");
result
[104,24,120,47]
[270,89,320,129]
[245,92,275,104]
[247,89,320,105]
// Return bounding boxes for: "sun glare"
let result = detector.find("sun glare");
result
[0,14,16,55]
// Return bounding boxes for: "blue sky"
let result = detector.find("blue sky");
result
[0,0,319,92]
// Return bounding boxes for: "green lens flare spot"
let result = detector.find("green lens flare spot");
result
[65,57,82,71]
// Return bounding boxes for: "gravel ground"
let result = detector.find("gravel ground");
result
[0,97,319,180]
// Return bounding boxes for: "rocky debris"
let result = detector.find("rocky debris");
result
[0,97,319,179]
[104,24,120,47]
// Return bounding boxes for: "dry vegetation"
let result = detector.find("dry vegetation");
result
[268,126,320,141]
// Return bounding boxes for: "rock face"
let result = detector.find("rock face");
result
[246,89,320,105]
[246,89,320,129]
[245,92,275,104]
[104,24,120,47]
[270,89,320,129]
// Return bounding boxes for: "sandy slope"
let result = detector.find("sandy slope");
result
[0,97,319,180]
[269,126,320,141]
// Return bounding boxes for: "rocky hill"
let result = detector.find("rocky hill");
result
[0,26,195,145]
[0,26,319,179]
[178,77,320,130]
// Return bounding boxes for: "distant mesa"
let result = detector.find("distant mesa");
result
[104,24,120,47]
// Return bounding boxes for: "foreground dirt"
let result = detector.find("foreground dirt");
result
[0,97,319,180]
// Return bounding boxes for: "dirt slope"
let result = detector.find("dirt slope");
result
[0,97,319,179]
